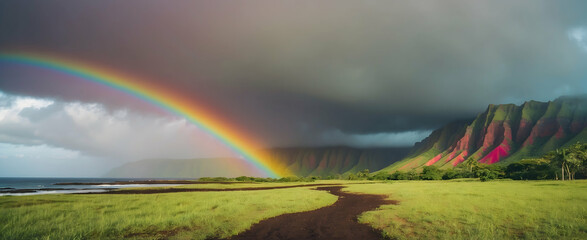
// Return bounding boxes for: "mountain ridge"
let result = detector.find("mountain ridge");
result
[264,146,411,177]
[380,95,587,172]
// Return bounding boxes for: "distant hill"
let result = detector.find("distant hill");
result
[264,146,411,177]
[104,146,411,178]
[104,158,264,178]
[380,96,587,172]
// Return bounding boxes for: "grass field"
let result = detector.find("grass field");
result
[155,181,323,190]
[1,180,586,239]
[346,180,587,240]
[0,186,337,240]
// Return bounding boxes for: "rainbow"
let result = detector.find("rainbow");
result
[0,52,288,178]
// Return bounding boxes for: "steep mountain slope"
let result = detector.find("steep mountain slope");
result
[265,146,411,177]
[104,158,264,178]
[381,96,587,172]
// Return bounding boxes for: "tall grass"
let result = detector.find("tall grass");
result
[0,187,337,240]
[346,180,587,240]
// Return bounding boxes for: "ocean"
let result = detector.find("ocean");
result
[0,177,192,196]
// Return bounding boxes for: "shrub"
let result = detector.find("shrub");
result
[371,172,392,180]
[277,176,301,182]
[505,159,554,180]
[477,169,498,182]
[198,177,231,182]
[235,176,254,181]
[357,169,370,179]
[442,169,461,180]
[407,170,420,180]
[421,166,442,180]
[390,171,409,180]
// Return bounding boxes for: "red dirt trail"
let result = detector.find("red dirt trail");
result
[226,186,397,240]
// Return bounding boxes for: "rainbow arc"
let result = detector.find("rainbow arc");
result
[0,52,288,178]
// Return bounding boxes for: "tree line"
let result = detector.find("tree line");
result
[368,142,587,181]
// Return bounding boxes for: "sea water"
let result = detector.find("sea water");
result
[0,177,192,196]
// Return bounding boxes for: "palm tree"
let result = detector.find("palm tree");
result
[565,143,587,180]
[546,143,587,181]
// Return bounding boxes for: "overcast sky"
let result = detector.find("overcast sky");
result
[1,1,586,176]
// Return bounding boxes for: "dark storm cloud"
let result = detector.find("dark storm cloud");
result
[1,0,587,147]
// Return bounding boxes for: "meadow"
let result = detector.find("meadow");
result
[1,180,586,239]
[0,186,337,240]
[348,180,587,240]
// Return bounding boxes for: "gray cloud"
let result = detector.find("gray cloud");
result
[0,92,235,161]
[317,129,433,148]
[0,0,586,149]
[0,143,109,177]
[569,27,587,52]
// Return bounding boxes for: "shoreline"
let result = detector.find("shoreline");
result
[0,179,265,196]
[0,189,109,196]
[54,180,251,185]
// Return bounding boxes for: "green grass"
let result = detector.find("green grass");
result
[345,180,587,240]
[0,187,337,240]
[2,180,586,239]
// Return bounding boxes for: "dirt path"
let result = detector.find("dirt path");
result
[227,186,397,240]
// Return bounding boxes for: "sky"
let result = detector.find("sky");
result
[0,1,586,177]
